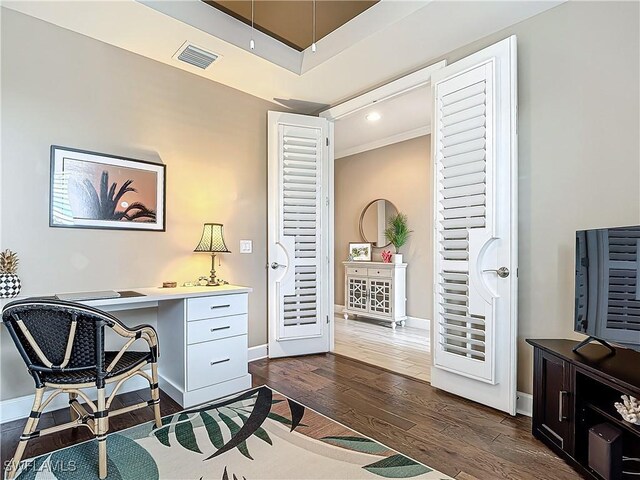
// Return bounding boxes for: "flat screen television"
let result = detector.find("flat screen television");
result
[575,225,640,352]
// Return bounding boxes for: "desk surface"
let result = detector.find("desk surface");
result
[1,285,252,309]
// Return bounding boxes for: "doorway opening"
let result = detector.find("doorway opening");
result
[329,83,434,382]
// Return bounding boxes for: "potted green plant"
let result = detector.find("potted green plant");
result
[384,213,412,264]
[0,249,21,298]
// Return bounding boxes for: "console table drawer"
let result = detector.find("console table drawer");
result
[346,267,366,276]
[368,268,392,278]
[187,314,247,345]
[187,335,248,391]
[187,294,248,321]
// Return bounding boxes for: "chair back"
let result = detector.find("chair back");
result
[1,299,119,387]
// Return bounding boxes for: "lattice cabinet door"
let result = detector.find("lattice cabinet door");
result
[368,279,393,318]
[347,277,369,313]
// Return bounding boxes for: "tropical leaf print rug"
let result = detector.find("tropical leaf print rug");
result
[13,386,451,480]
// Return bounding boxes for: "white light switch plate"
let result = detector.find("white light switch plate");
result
[240,240,253,254]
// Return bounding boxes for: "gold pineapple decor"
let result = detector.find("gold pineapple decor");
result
[0,249,19,274]
[0,249,21,298]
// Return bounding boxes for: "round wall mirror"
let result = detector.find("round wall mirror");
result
[359,199,398,248]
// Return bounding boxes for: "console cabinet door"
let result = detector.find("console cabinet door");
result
[346,276,369,313]
[533,349,573,454]
[368,278,393,318]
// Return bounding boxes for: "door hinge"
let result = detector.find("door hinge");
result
[326,315,329,324]
[325,196,329,206]
[326,137,329,146]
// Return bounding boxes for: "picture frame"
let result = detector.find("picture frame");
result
[349,242,372,262]
[50,146,166,232]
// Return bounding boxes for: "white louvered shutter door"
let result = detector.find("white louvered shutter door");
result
[431,37,518,415]
[435,62,496,382]
[268,112,331,358]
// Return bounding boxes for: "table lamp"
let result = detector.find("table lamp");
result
[194,223,230,286]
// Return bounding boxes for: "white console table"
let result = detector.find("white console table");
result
[343,261,407,328]
[3,285,252,409]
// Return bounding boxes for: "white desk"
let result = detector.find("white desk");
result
[4,285,253,408]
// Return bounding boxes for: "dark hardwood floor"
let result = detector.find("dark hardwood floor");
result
[0,354,581,479]
[248,354,582,480]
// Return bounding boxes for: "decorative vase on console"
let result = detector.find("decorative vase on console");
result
[384,213,412,264]
[0,249,21,299]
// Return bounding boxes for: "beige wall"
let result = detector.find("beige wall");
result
[1,1,638,403]
[335,136,432,320]
[435,1,640,394]
[0,9,279,400]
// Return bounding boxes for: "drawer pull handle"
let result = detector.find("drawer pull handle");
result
[210,326,231,332]
[210,304,230,310]
[210,358,230,366]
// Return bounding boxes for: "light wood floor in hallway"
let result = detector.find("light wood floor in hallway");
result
[333,314,431,382]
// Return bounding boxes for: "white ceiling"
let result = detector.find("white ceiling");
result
[4,1,564,112]
[335,85,431,159]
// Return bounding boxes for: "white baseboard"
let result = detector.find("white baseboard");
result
[405,316,430,332]
[0,372,151,424]
[248,344,268,362]
[335,304,430,332]
[516,391,533,417]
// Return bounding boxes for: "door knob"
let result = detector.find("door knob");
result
[483,267,510,278]
[270,262,287,270]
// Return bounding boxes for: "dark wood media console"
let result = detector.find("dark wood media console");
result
[527,339,640,479]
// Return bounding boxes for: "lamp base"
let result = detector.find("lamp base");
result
[205,280,223,287]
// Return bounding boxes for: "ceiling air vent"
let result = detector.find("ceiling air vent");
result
[174,43,219,70]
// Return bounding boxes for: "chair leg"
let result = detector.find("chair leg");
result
[69,391,79,427]
[151,362,162,428]
[6,388,45,480]
[96,387,108,480]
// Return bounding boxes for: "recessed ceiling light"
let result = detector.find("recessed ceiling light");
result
[366,112,381,122]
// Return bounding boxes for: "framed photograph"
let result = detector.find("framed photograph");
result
[50,146,166,231]
[349,242,372,262]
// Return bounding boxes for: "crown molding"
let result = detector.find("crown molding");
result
[336,125,430,159]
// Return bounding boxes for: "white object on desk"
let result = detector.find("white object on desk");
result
[343,261,407,329]
[55,290,121,301]
[60,285,252,408]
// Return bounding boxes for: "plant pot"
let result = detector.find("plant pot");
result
[393,253,403,264]
[0,273,21,298]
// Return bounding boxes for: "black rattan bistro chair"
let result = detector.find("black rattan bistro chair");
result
[2,298,162,480]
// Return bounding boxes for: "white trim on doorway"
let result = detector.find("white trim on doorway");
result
[320,61,446,121]
[321,60,445,362]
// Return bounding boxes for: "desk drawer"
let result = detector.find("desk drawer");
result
[368,268,392,278]
[187,314,247,345]
[187,335,248,391]
[187,294,248,321]
[346,267,366,276]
